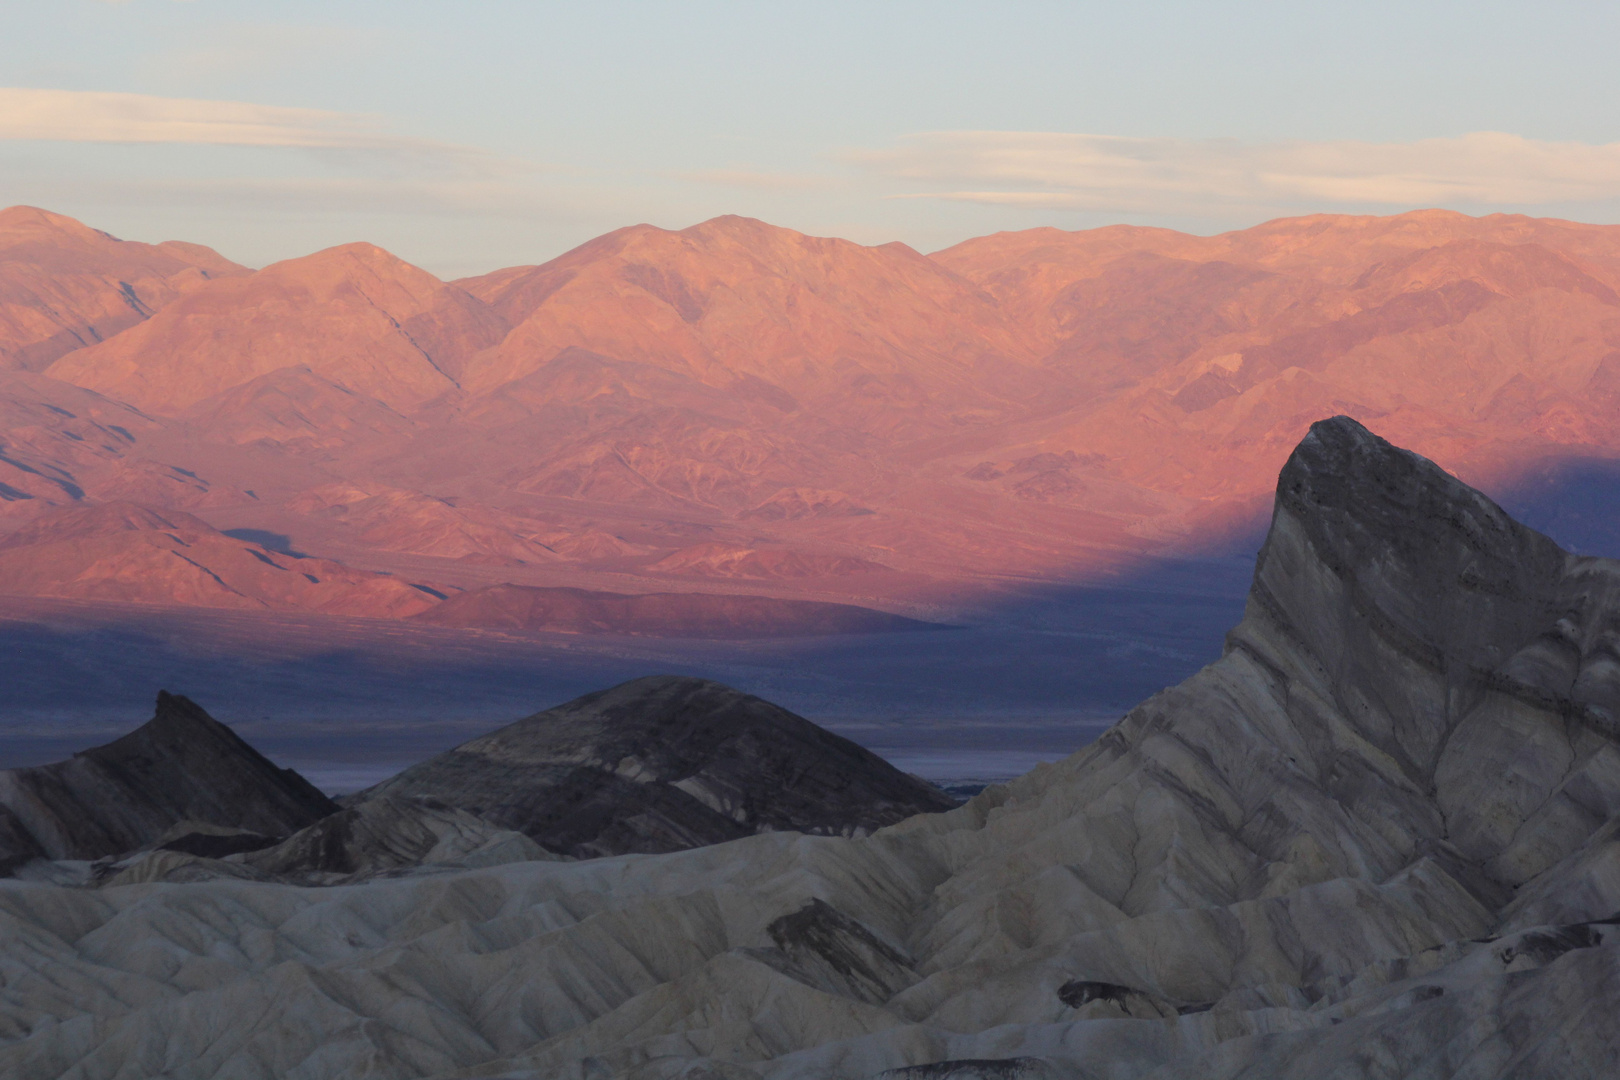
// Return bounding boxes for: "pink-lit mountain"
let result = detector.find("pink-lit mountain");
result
[4,205,1619,630]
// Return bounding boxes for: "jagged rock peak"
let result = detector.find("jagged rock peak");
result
[1269,414,1564,584]
[0,691,337,869]
[1243,414,1571,686]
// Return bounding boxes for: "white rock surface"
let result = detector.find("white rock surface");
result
[3,417,1618,1078]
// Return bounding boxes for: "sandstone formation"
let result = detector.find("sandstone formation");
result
[2,419,1618,1077]
[0,690,334,871]
[412,582,942,637]
[363,675,959,857]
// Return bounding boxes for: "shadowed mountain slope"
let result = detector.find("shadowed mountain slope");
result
[363,674,959,857]
[413,582,945,637]
[0,691,334,870]
[3,419,1618,1076]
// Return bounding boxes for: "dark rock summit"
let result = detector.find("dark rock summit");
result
[0,691,336,871]
[1212,415,1620,903]
[362,674,958,857]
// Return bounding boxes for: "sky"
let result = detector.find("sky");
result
[5,0,1620,277]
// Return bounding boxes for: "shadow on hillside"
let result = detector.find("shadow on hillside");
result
[9,441,1618,795]
[1489,455,1620,558]
[221,528,309,558]
[0,545,1258,792]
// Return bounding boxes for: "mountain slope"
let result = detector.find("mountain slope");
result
[362,674,958,857]
[413,583,943,637]
[0,691,334,869]
[0,206,246,373]
[456,216,1043,432]
[47,241,506,414]
[0,501,443,616]
[17,206,1620,620]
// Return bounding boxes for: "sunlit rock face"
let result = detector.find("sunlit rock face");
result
[2,417,1619,1078]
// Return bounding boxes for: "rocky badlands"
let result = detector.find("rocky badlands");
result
[0,417,1616,1078]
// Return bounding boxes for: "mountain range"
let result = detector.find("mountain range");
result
[6,204,1620,630]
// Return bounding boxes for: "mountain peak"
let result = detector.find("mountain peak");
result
[366,673,956,857]
[0,693,336,863]
[259,240,438,286]
[0,204,112,243]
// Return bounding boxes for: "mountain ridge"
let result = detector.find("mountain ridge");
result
[9,205,1620,628]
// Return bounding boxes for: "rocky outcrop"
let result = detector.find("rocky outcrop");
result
[0,691,336,869]
[236,794,553,881]
[3,418,1620,1077]
[363,674,960,856]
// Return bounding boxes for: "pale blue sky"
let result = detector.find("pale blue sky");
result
[4,1,1619,275]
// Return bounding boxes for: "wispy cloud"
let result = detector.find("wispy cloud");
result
[25,175,566,218]
[0,87,473,159]
[678,168,835,191]
[856,131,1620,213]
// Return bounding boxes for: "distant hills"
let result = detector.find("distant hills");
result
[6,203,1620,629]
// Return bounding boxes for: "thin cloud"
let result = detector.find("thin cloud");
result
[0,87,475,159]
[858,131,1620,213]
[679,169,836,191]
